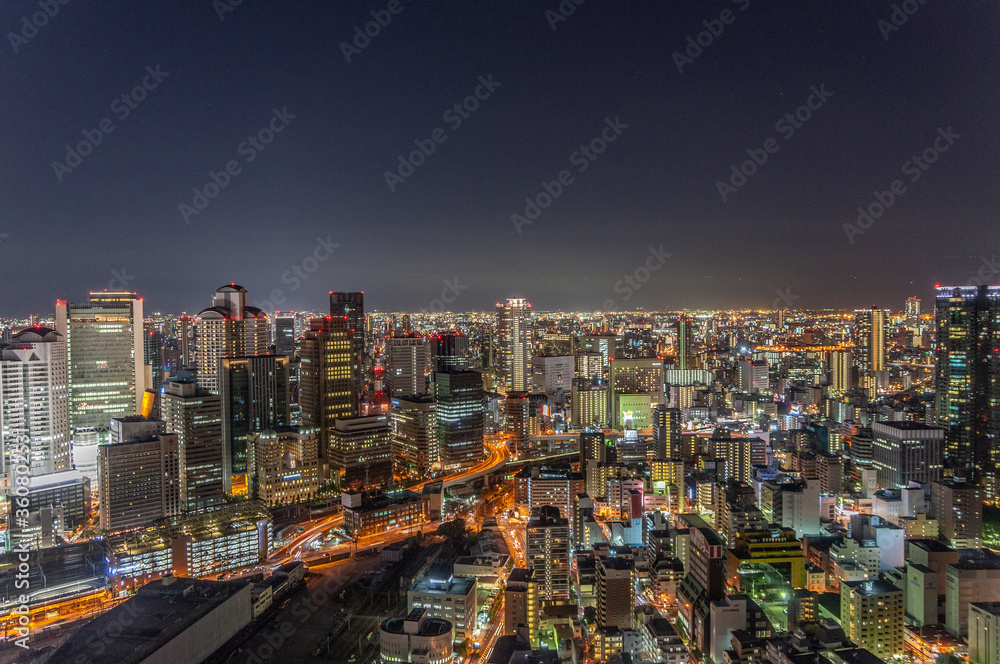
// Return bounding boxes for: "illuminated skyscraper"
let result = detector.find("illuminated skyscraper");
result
[330,291,366,411]
[99,417,180,531]
[194,285,268,395]
[386,336,431,398]
[299,316,357,479]
[143,322,164,398]
[160,379,224,512]
[934,285,1000,493]
[0,327,71,478]
[56,291,145,434]
[431,331,470,371]
[676,315,695,370]
[495,298,531,394]
[526,505,571,603]
[219,355,290,495]
[651,405,681,460]
[906,296,921,328]
[433,369,484,470]
[829,349,853,393]
[852,306,886,374]
[331,415,392,490]
[273,312,296,358]
[391,395,438,476]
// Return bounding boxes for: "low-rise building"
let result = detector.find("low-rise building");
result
[342,489,426,539]
[380,608,454,664]
[408,565,477,644]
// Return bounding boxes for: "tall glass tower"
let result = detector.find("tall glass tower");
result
[934,285,1000,499]
[56,291,145,435]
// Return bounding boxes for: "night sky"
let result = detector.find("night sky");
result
[2,1,999,316]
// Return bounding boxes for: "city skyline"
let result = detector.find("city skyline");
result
[0,280,962,319]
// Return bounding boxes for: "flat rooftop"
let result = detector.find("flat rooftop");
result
[48,577,248,664]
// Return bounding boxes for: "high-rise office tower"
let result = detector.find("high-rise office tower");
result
[434,369,484,469]
[872,421,944,489]
[330,414,392,490]
[299,316,357,479]
[161,378,224,512]
[219,355,290,495]
[934,285,1000,492]
[621,325,656,359]
[651,405,681,460]
[676,315,695,370]
[579,334,619,377]
[531,355,574,397]
[143,322,164,397]
[194,285,268,395]
[829,349,854,393]
[99,417,180,531]
[273,312,296,358]
[853,306,886,374]
[386,336,431,398]
[525,505,571,603]
[576,352,604,381]
[906,297,921,328]
[495,298,532,394]
[56,291,145,434]
[737,359,769,394]
[0,327,71,478]
[391,395,438,476]
[329,291,366,411]
[247,425,320,506]
[431,332,470,371]
[177,314,195,370]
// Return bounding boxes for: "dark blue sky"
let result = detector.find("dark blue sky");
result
[2,1,999,316]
